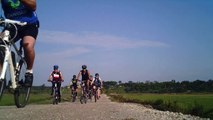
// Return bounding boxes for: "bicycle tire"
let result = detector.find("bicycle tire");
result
[0,79,6,100]
[0,46,6,100]
[53,87,60,105]
[80,96,84,104]
[94,91,97,102]
[52,91,56,104]
[72,92,76,102]
[84,93,87,104]
[14,59,31,108]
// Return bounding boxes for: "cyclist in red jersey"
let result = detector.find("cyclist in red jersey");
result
[48,65,64,102]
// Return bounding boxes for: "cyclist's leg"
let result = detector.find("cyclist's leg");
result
[21,23,39,87]
[86,80,90,93]
[22,36,35,71]
[71,86,74,95]
[97,87,101,98]
[83,80,87,94]
[74,85,77,96]
[81,83,84,95]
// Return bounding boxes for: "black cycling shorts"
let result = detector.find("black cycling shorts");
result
[7,21,39,42]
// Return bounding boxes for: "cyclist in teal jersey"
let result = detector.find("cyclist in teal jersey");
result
[1,0,39,87]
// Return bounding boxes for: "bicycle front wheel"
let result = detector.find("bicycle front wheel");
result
[14,59,31,108]
[0,79,6,100]
[0,46,6,100]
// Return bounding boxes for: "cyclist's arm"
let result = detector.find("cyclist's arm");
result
[77,71,81,81]
[20,0,37,11]
[69,81,72,87]
[91,78,95,85]
[87,70,90,80]
[48,73,53,81]
[99,77,103,88]
[60,72,64,82]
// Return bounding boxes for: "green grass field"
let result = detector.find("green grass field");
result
[0,87,75,106]
[118,93,213,111]
[109,93,213,119]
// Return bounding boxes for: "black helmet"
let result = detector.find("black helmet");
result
[82,65,87,69]
[95,73,99,77]
[53,65,59,70]
[73,75,76,78]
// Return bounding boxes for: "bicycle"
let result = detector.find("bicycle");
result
[0,18,31,108]
[88,88,93,101]
[71,85,77,102]
[48,80,61,105]
[80,82,87,104]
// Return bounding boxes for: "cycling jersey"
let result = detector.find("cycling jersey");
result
[94,77,101,87]
[51,71,62,82]
[1,0,39,24]
[72,78,78,85]
[81,70,89,81]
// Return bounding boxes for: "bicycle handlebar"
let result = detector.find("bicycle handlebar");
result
[47,79,64,83]
[0,17,27,26]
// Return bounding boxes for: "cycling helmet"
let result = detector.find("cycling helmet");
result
[53,65,59,70]
[73,75,76,78]
[95,73,99,77]
[82,65,87,69]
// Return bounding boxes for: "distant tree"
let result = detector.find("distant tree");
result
[128,81,133,84]
[103,81,117,89]
[118,81,122,85]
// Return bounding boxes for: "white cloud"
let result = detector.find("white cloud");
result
[37,47,90,60]
[39,30,169,50]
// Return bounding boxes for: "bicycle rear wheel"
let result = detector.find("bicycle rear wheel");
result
[94,91,97,102]
[14,59,31,108]
[72,91,76,102]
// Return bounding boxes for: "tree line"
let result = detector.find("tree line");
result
[103,79,213,93]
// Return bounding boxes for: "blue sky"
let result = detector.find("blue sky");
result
[28,0,213,86]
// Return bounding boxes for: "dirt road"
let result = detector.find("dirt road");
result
[0,94,208,120]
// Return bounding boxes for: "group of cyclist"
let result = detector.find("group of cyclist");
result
[48,64,103,102]
[72,65,103,100]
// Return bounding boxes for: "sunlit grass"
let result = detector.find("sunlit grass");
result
[109,93,213,119]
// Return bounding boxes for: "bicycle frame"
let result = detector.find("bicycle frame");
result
[0,18,27,90]
[0,30,18,89]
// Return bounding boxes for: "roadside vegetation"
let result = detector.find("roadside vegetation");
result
[0,85,73,106]
[104,80,213,119]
